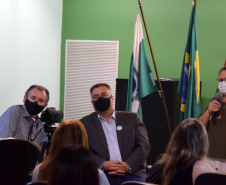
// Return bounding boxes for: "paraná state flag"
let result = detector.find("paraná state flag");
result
[126,12,158,120]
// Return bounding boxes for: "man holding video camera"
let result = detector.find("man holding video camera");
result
[0,85,49,146]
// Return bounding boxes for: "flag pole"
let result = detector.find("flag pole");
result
[138,0,172,135]
[194,0,197,17]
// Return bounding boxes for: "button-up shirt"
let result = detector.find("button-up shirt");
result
[0,104,47,146]
[98,111,122,161]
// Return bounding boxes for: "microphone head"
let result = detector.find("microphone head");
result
[215,92,222,101]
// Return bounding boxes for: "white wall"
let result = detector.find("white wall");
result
[0,0,62,115]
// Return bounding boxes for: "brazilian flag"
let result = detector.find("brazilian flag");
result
[178,4,201,122]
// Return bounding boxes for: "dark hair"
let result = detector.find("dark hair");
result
[25,85,49,103]
[48,145,99,185]
[158,118,209,185]
[90,83,111,94]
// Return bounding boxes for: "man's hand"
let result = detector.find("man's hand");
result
[102,160,120,171]
[102,161,130,176]
[199,100,221,127]
[208,100,221,113]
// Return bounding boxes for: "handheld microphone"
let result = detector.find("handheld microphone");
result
[210,92,222,122]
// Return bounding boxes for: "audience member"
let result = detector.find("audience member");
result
[0,85,49,146]
[31,119,109,185]
[198,66,226,173]
[48,145,99,185]
[80,83,151,185]
[146,118,214,185]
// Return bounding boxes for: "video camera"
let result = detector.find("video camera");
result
[41,107,63,125]
[37,108,64,161]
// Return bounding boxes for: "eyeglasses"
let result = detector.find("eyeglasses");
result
[217,78,226,82]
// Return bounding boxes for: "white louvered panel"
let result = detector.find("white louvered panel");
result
[64,40,119,120]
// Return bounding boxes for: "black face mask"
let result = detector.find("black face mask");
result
[25,99,45,115]
[92,95,112,112]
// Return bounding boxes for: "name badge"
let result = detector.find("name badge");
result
[117,126,122,131]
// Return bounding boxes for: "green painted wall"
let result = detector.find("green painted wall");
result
[60,0,226,114]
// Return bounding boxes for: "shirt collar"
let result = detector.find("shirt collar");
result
[22,104,30,118]
[22,104,41,120]
[97,110,115,121]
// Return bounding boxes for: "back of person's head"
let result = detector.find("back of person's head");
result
[48,119,89,155]
[158,118,209,185]
[166,118,208,165]
[38,119,89,181]
[48,145,99,185]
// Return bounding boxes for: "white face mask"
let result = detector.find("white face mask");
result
[218,81,226,94]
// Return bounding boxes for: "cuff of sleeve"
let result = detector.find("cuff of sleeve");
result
[100,162,104,170]
[128,166,132,173]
